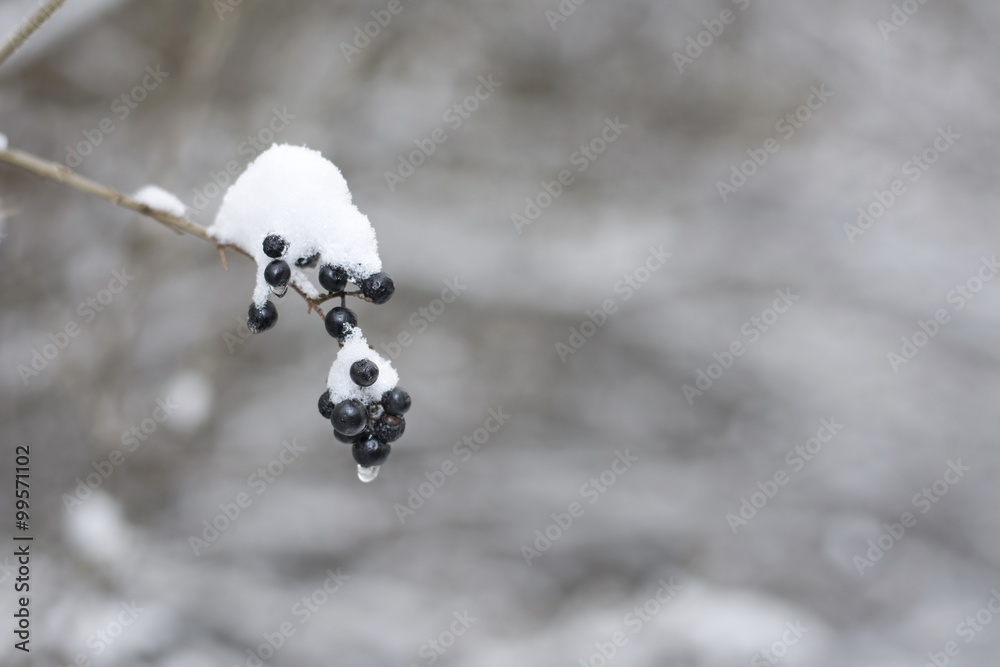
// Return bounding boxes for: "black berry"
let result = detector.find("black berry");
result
[334,429,359,444]
[324,306,357,340]
[360,272,395,304]
[353,435,390,467]
[264,259,290,288]
[350,359,379,387]
[262,234,287,258]
[247,301,278,333]
[331,399,367,436]
[371,414,405,443]
[318,390,334,419]
[382,387,411,415]
[295,252,320,268]
[318,265,348,293]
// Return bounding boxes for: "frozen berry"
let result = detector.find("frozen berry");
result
[331,399,367,436]
[295,251,320,268]
[382,387,411,415]
[324,306,357,340]
[371,414,405,443]
[319,265,348,293]
[318,390,334,419]
[350,359,379,387]
[264,259,290,288]
[262,234,287,258]
[247,301,277,333]
[360,272,394,304]
[352,435,390,467]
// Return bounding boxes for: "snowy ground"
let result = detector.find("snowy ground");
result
[1,0,999,665]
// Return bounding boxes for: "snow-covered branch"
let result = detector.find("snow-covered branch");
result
[0,144,339,318]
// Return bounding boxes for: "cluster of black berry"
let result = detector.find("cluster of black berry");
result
[245,233,411,475]
[247,234,396,334]
[318,384,410,468]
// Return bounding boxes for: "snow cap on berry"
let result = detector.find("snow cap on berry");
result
[209,144,384,306]
[326,328,399,405]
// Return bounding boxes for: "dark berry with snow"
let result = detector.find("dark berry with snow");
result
[334,430,359,444]
[247,301,278,333]
[264,259,290,289]
[319,265,348,293]
[371,414,405,443]
[318,390,334,419]
[350,359,379,387]
[295,251,320,268]
[382,387,411,416]
[360,272,394,304]
[331,398,367,436]
[353,435,390,467]
[262,234,287,258]
[324,306,357,341]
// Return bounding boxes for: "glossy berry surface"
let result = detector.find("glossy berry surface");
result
[371,414,405,443]
[350,359,379,387]
[360,272,395,304]
[324,306,357,340]
[264,259,291,288]
[295,252,320,268]
[382,387,411,415]
[353,435,390,467]
[262,234,287,258]
[247,301,278,334]
[318,390,334,419]
[318,265,348,293]
[331,399,367,436]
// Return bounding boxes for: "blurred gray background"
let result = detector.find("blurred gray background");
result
[1,0,999,665]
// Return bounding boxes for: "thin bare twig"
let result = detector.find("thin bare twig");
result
[0,144,349,318]
[0,0,71,68]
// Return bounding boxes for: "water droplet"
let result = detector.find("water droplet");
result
[270,284,288,298]
[357,465,379,483]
